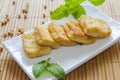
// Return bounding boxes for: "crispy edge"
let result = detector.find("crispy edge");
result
[34,26,60,49]
[48,22,76,46]
[78,15,112,38]
[22,33,51,58]
[66,20,96,44]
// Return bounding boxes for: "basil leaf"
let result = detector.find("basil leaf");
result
[65,8,70,17]
[69,4,80,13]
[32,63,44,78]
[32,60,50,78]
[89,0,105,6]
[65,0,85,5]
[51,0,105,20]
[67,0,85,13]
[51,5,69,20]
[32,58,65,80]
[37,70,55,80]
[72,5,86,20]
[64,0,74,5]
[78,0,86,4]
[47,63,65,80]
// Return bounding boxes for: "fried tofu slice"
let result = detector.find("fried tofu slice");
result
[78,15,112,38]
[34,26,60,49]
[63,20,96,44]
[22,33,51,58]
[48,22,76,46]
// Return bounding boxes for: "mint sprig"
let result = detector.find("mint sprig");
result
[32,58,50,78]
[32,58,65,80]
[51,0,105,20]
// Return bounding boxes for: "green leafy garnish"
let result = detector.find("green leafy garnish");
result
[47,63,65,79]
[68,3,80,13]
[32,58,65,80]
[32,58,50,78]
[51,0,105,20]
[65,0,85,5]
[72,5,86,19]
[89,0,105,6]
[32,63,43,78]
[51,5,69,20]
[36,70,55,80]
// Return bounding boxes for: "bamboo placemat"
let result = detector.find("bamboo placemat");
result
[0,0,120,80]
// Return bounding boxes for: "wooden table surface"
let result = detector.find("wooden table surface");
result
[0,0,120,80]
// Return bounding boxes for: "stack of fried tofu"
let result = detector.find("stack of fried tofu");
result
[22,15,112,58]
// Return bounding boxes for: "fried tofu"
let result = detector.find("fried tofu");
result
[78,15,112,38]
[63,20,96,44]
[48,22,76,46]
[34,26,60,49]
[22,33,51,58]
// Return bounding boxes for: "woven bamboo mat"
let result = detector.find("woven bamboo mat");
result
[0,0,120,80]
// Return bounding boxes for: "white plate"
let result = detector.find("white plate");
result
[3,1,120,80]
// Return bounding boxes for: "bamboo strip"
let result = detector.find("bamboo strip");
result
[74,69,79,80]
[1,61,9,79]
[78,66,83,80]
[99,52,107,80]
[103,49,115,80]
[13,62,19,80]
[81,65,87,80]
[18,66,22,80]
[86,61,94,80]
[110,45,120,80]
[5,61,13,80]
[0,0,4,13]
[116,43,120,62]
[70,71,75,80]
[66,73,71,80]
[10,61,16,80]
[0,0,9,38]
[0,0,7,18]
[97,55,104,80]
[92,58,99,80]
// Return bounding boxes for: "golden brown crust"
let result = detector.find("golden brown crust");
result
[22,15,112,58]
[34,26,60,49]
[48,22,76,46]
[22,33,51,58]
[78,15,112,38]
[64,20,96,44]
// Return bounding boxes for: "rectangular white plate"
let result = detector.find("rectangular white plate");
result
[3,1,120,80]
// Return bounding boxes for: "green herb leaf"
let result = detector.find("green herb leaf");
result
[72,5,86,20]
[32,63,44,78]
[68,4,80,13]
[77,0,86,4]
[47,63,65,80]
[64,0,74,5]
[32,58,65,79]
[32,59,50,78]
[89,0,105,6]
[37,70,55,80]
[51,0,105,20]
[65,0,85,5]
[51,5,69,20]
[68,0,85,14]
